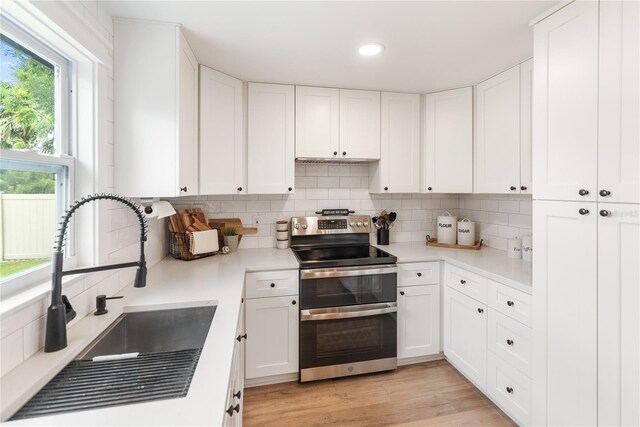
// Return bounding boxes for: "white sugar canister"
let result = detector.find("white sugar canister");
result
[457,218,476,246]
[507,237,522,259]
[521,235,532,262]
[437,211,457,244]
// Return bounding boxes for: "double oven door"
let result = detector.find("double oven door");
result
[299,265,398,382]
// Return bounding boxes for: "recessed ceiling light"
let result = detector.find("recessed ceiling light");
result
[358,43,384,56]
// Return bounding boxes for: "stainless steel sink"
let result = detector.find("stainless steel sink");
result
[78,305,216,360]
[11,305,216,421]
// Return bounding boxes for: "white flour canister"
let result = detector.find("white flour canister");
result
[437,211,457,244]
[457,218,476,246]
[508,237,522,259]
[521,235,532,262]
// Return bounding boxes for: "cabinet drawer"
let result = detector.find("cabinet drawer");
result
[487,352,531,426]
[246,270,299,298]
[487,280,532,326]
[398,262,440,286]
[488,310,532,377]
[444,264,487,303]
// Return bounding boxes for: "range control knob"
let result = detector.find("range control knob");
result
[349,222,355,227]
[294,223,300,229]
[356,221,363,227]
[363,221,369,227]
[301,224,307,229]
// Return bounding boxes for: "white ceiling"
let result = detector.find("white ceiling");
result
[104,1,556,93]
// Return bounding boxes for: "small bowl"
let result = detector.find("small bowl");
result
[276,231,289,240]
[276,239,289,249]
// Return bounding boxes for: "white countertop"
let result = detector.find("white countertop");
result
[2,243,531,426]
[373,242,532,293]
[1,248,298,426]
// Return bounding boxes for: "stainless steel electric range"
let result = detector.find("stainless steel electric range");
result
[291,209,398,382]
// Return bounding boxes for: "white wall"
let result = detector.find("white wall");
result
[0,1,166,377]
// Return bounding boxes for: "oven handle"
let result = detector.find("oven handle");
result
[300,265,397,280]
[300,302,398,321]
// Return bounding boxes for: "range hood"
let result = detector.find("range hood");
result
[296,158,377,165]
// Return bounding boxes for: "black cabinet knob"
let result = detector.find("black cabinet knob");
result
[333,151,338,156]
[507,339,514,346]
[342,151,347,156]
[460,279,466,285]
[270,283,276,288]
[600,210,610,217]
[510,186,517,191]
[579,189,589,196]
[579,208,590,215]
[400,291,405,296]
[506,387,514,394]
[384,187,389,191]
[427,187,432,191]
[237,187,242,191]
[292,300,296,305]
[236,333,247,342]
[288,187,292,191]
[507,300,514,307]
[233,390,242,399]
[417,272,422,277]
[180,186,188,192]
[477,308,484,314]
[520,186,527,191]
[599,189,611,197]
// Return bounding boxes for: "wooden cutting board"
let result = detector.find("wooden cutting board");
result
[207,218,258,242]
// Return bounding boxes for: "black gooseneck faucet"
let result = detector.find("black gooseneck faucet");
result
[45,193,148,353]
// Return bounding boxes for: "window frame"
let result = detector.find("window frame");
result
[0,17,76,297]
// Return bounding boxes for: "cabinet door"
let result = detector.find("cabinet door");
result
[598,0,640,204]
[532,200,597,426]
[532,1,598,202]
[339,89,380,160]
[598,203,640,426]
[370,92,420,193]
[444,287,487,390]
[245,296,298,378]
[519,59,533,195]
[199,66,245,195]
[295,86,339,160]
[247,83,295,194]
[398,285,440,359]
[475,65,520,194]
[177,30,199,196]
[424,87,473,193]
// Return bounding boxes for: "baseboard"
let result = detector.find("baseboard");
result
[244,372,298,388]
[397,353,444,366]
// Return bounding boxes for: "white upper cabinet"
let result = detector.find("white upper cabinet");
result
[423,87,473,193]
[247,83,295,194]
[295,86,340,160]
[339,89,381,160]
[199,66,245,195]
[519,59,533,194]
[598,0,640,204]
[474,65,521,194]
[114,19,198,197]
[370,92,420,193]
[533,1,599,202]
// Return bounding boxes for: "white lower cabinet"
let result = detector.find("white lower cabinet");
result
[487,310,532,377]
[487,352,532,426]
[443,286,487,390]
[223,300,245,427]
[397,285,440,359]
[245,294,299,379]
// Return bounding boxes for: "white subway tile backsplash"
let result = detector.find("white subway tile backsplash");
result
[296,176,318,188]
[221,201,246,213]
[328,165,350,176]
[339,176,362,188]
[305,165,328,176]
[317,176,340,188]
[350,165,369,176]
[306,188,329,200]
[499,200,520,214]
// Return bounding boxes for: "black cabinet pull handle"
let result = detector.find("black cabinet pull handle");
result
[579,189,589,196]
[417,272,422,277]
[226,405,235,416]
[507,300,514,307]
[579,208,589,215]
[599,189,611,197]
[237,187,242,192]
[234,404,240,413]
[506,387,514,394]
[520,185,527,191]
[427,186,432,191]
[270,283,275,288]
[333,151,338,156]
[477,308,484,314]
[288,187,292,191]
[510,186,517,191]
[342,151,347,156]
[507,339,514,346]
[400,291,405,296]
[460,279,466,285]
[384,187,389,191]
[236,333,247,342]
[233,390,242,399]
[600,210,610,217]
[292,300,296,305]
[180,186,188,192]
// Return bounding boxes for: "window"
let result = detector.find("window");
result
[0,19,74,290]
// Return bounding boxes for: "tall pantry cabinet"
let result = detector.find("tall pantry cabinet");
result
[532,1,640,426]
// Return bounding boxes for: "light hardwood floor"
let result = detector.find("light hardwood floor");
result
[243,360,516,427]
